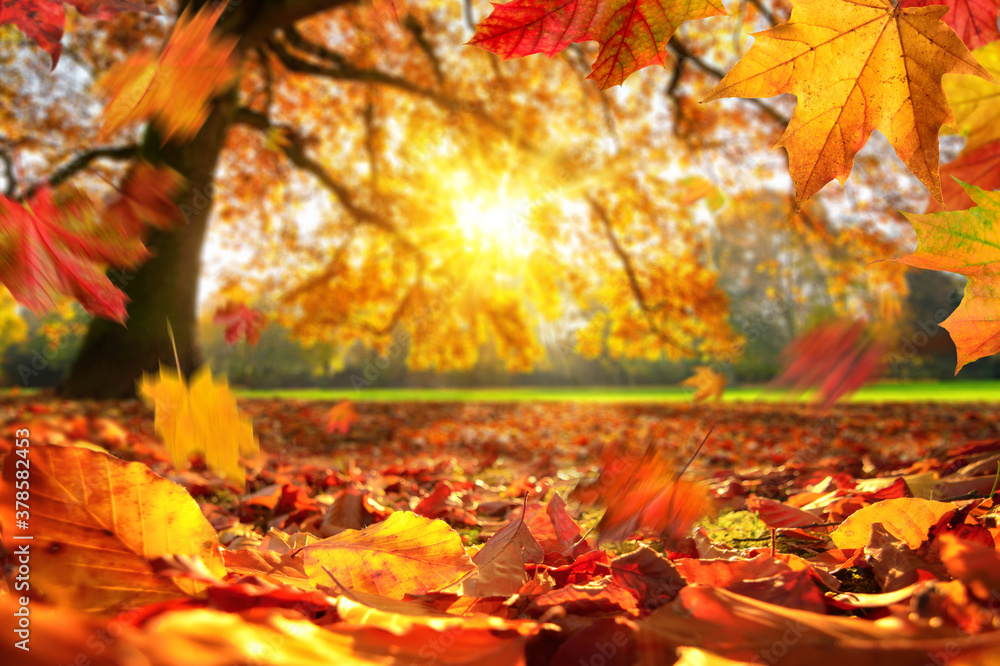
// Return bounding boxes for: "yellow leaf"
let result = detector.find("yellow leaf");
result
[704,0,995,206]
[138,364,258,490]
[300,511,475,599]
[0,444,225,611]
[681,366,726,402]
[945,41,1000,151]
[830,497,955,550]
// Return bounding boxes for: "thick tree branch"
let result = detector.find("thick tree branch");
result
[404,14,444,85]
[233,107,421,257]
[589,197,694,355]
[0,147,16,198]
[269,28,517,141]
[24,145,138,200]
[667,38,789,127]
[235,106,426,332]
[240,0,359,48]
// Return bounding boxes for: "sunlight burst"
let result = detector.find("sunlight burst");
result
[453,190,536,258]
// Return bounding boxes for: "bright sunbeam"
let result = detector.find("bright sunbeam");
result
[453,190,536,258]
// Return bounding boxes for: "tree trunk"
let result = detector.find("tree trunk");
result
[59,93,236,399]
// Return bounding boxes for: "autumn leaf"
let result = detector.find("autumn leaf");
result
[682,365,726,402]
[893,183,1000,371]
[771,319,887,407]
[0,185,149,322]
[704,0,994,206]
[900,0,1000,50]
[138,364,259,490]
[300,511,475,599]
[944,41,1000,152]
[935,140,1000,211]
[0,444,225,611]
[830,497,956,549]
[325,400,360,434]
[0,0,159,69]
[580,435,713,545]
[463,503,545,596]
[642,584,1000,664]
[469,0,727,89]
[97,3,237,143]
[104,161,185,235]
[213,300,267,346]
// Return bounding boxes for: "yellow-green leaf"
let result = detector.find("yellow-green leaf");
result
[0,444,225,611]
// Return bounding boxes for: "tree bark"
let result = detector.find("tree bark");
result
[58,93,237,399]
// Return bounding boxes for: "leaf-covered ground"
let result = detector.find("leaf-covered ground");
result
[2,397,1000,665]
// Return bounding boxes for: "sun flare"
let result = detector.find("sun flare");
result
[453,192,535,258]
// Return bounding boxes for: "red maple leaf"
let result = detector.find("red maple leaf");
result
[933,141,1000,212]
[772,319,887,408]
[0,0,160,69]
[469,0,726,89]
[213,301,266,346]
[325,401,360,435]
[899,0,1000,50]
[0,186,149,322]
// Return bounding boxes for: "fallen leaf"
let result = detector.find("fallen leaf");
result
[830,497,956,550]
[704,0,994,206]
[464,502,544,597]
[609,544,686,611]
[0,444,225,611]
[300,511,475,599]
[641,585,1000,665]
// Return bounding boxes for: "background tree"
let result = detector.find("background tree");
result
[0,0,917,398]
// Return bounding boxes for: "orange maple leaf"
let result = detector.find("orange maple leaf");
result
[704,0,994,207]
[97,3,237,143]
[326,400,360,435]
[893,182,1000,372]
[681,366,726,402]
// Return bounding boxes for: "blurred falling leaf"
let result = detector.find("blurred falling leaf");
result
[682,366,726,402]
[104,161,185,235]
[575,430,713,545]
[97,3,237,142]
[0,444,225,611]
[772,319,887,407]
[138,364,259,490]
[326,400,360,435]
[0,186,149,322]
[213,300,266,346]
